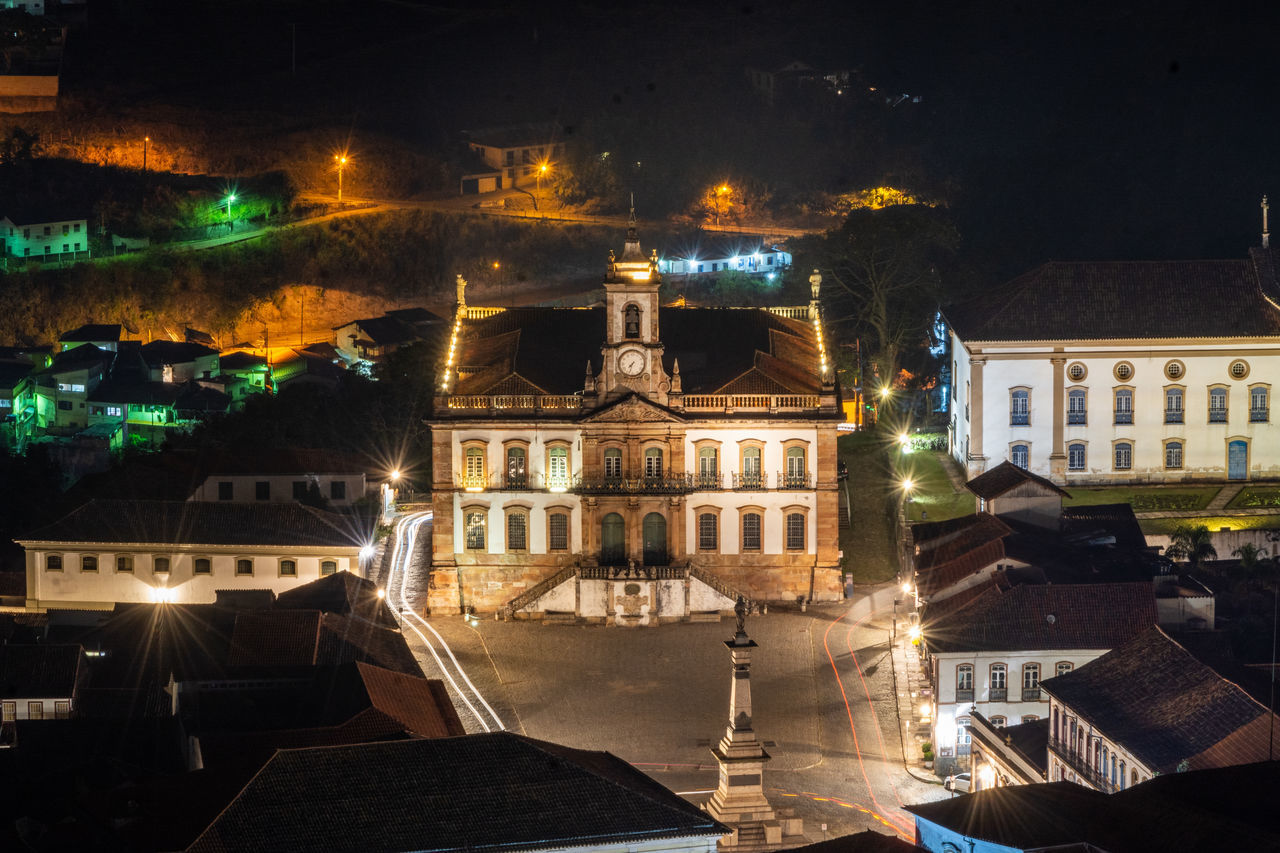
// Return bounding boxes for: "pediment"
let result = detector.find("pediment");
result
[581,393,683,423]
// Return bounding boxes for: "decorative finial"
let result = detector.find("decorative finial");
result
[584,360,596,393]
[1264,195,1271,249]
[649,248,659,273]
[455,274,467,307]
[629,192,636,225]
[671,358,682,394]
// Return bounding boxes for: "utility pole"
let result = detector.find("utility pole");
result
[300,291,305,346]
[291,23,297,75]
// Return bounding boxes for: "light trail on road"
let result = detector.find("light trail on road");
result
[822,604,916,839]
[385,510,505,733]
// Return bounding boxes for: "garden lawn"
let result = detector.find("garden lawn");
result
[1062,485,1221,512]
[1138,515,1280,535]
[839,431,899,585]
[1228,487,1280,510]
[896,448,974,523]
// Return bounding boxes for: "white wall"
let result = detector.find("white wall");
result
[188,473,368,505]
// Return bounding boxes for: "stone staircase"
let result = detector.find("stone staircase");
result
[502,564,577,620]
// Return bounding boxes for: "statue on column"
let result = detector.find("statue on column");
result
[809,269,822,300]
[455,274,467,308]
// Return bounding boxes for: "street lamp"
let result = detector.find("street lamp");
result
[715,184,730,226]
[334,154,348,202]
[536,162,548,192]
[225,193,236,230]
[143,135,149,172]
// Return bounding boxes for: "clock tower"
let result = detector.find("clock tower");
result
[596,204,671,403]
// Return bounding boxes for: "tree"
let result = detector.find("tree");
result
[807,205,959,387]
[1166,524,1218,570]
[686,180,773,228]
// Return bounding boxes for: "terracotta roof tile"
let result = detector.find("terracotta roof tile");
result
[227,611,322,667]
[965,461,1070,500]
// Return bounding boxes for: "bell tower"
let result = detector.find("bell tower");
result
[598,201,670,402]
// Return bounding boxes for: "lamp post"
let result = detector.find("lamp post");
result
[334,154,348,201]
[143,135,149,172]
[715,184,729,226]
[536,162,548,192]
[226,193,236,231]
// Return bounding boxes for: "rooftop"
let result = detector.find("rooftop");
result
[0,644,84,698]
[139,340,219,366]
[60,323,121,343]
[965,461,1070,500]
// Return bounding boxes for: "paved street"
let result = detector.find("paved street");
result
[387,517,947,845]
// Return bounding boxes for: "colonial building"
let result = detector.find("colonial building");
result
[427,215,843,617]
[1041,625,1280,792]
[946,238,1280,483]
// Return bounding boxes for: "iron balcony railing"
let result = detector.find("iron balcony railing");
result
[1165,410,1184,424]
[1048,737,1115,793]
[491,472,575,492]
[456,472,489,491]
[1067,412,1086,425]
[778,471,812,490]
[1209,408,1228,423]
[989,688,1008,701]
[955,688,974,702]
[1251,408,1270,423]
[1114,411,1133,424]
[1010,413,1029,426]
[692,472,723,490]
[573,472,693,495]
[733,472,766,490]
[1022,687,1042,701]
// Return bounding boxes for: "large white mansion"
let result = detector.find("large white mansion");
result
[947,244,1280,483]
[426,216,843,619]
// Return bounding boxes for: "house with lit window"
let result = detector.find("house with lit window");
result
[1040,625,1280,793]
[29,343,113,434]
[333,307,446,366]
[658,241,791,278]
[17,500,370,610]
[427,213,843,619]
[946,242,1280,483]
[921,581,1157,776]
[0,357,36,449]
[0,643,86,722]
[0,210,90,263]
[186,449,371,506]
[463,123,565,190]
[139,340,219,383]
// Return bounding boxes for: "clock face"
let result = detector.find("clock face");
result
[619,349,645,376]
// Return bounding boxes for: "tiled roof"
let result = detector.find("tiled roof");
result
[0,644,83,697]
[87,378,182,406]
[965,461,1070,500]
[139,340,218,366]
[945,251,1280,342]
[40,342,112,374]
[20,499,369,548]
[1039,626,1277,774]
[906,781,1108,849]
[187,733,727,853]
[198,447,373,476]
[911,513,1011,598]
[218,352,266,371]
[275,571,399,629]
[60,323,121,343]
[923,582,1156,653]
[972,712,1048,776]
[316,612,424,677]
[355,661,465,738]
[227,610,322,667]
[785,829,922,852]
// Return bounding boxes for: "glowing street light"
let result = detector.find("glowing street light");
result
[908,624,922,642]
[898,432,911,447]
[225,193,236,228]
[376,588,386,600]
[334,153,348,201]
[390,469,401,482]
[536,161,549,192]
[879,386,891,400]
[143,135,150,172]
[714,183,730,226]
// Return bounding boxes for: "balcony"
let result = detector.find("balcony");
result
[733,472,766,490]
[681,394,820,412]
[1164,410,1184,424]
[1021,687,1042,701]
[456,473,489,491]
[1010,413,1029,426]
[573,472,693,495]
[1251,408,1270,423]
[1209,408,1228,423]
[1067,412,1086,425]
[989,688,1007,701]
[692,472,723,491]
[955,688,974,702]
[778,471,812,490]
[1048,737,1115,792]
[1114,411,1133,424]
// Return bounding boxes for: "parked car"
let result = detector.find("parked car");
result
[944,772,971,793]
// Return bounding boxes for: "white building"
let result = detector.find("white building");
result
[18,500,368,610]
[946,244,1280,482]
[921,581,1158,776]
[658,243,791,278]
[1,214,90,262]
[0,644,84,722]
[427,216,843,618]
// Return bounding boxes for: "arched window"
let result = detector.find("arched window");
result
[1131,768,1139,788]
[153,556,169,573]
[194,557,212,575]
[279,559,297,576]
[783,447,807,487]
[1251,386,1270,422]
[956,664,974,700]
[1011,444,1029,469]
[465,511,487,550]
[320,560,337,576]
[81,555,98,572]
[546,446,569,489]
[1114,442,1132,470]
[697,447,719,489]
[1119,761,1126,790]
[463,446,486,489]
[603,447,623,480]
[990,716,1006,728]
[1165,440,1183,469]
[45,554,63,571]
[1114,388,1133,424]
[548,512,569,551]
[990,663,1007,699]
[1067,442,1086,470]
[785,512,805,550]
[1067,388,1087,424]
[1165,387,1184,423]
[741,512,761,551]
[644,447,664,479]
[624,304,640,338]
[1010,389,1030,425]
[698,513,718,551]
[505,446,527,488]
[1209,386,1228,422]
[741,446,762,488]
[642,512,667,565]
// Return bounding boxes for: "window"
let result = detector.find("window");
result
[644,447,664,479]
[463,446,486,489]
[236,559,253,576]
[330,481,346,500]
[698,513,718,551]
[293,480,308,500]
[54,701,70,719]
[1067,362,1087,381]
[1165,360,1184,380]
[604,448,623,479]
[956,717,972,752]
[279,559,297,576]
[506,511,528,551]
[58,400,72,410]
[1011,444,1029,469]
[624,303,640,338]
[106,405,122,417]
[1251,386,1269,422]
[116,555,133,572]
[990,663,1007,699]
[1114,442,1132,471]
[73,222,80,233]
[1067,389,1087,425]
[61,224,69,235]
[1209,386,1228,422]
[1023,663,1041,700]
[1119,761,1127,790]
[547,446,569,489]
[194,558,211,575]
[548,512,569,551]
[46,554,62,571]
[783,447,807,488]
[1114,388,1133,424]
[1010,389,1029,425]
[82,555,98,572]
[740,446,762,488]
[990,716,1007,728]
[320,560,337,576]
[1,701,13,722]
[465,511,487,550]
[62,243,69,253]
[28,701,43,720]
[154,557,170,573]
[218,481,233,501]
[1022,715,1039,723]
[785,512,806,550]
[742,512,761,551]
[1056,662,1073,677]
[696,447,719,489]
[255,481,270,500]
[1230,360,1250,380]
[1165,387,1184,423]
[956,664,974,700]
[506,446,527,488]
[1165,440,1183,469]
[1067,443,1086,471]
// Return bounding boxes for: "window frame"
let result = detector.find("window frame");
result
[956,663,974,700]
[547,509,570,552]
[279,558,298,577]
[1164,359,1186,381]
[782,441,809,488]
[193,557,212,575]
[1249,384,1270,423]
[696,507,720,552]
[1066,387,1087,425]
[1067,442,1086,471]
[602,445,624,480]
[463,505,488,551]
[235,558,254,576]
[502,439,530,489]
[81,554,98,572]
[1164,385,1185,424]
[989,662,1008,698]
[643,445,665,480]
[1055,661,1074,677]
[739,506,764,552]
[320,559,338,576]
[217,481,234,501]
[505,506,530,552]
[461,440,489,490]
[1208,384,1228,423]
[116,554,134,573]
[153,556,170,574]
[1009,387,1030,426]
[254,480,270,500]
[1112,440,1132,471]
[545,442,571,491]
[1163,438,1184,470]
[1010,442,1029,469]
[694,440,722,490]
[45,554,63,572]
[784,506,808,551]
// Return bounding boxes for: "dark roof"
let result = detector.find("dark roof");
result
[1060,503,1148,553]
[906,782,1108,849]
[175,382,232,413]
[971,711,1048,777]
[1108,761,1280,845]
[187,733,726,853]
[21,500,369,549]
[0,644,83,697]
[274,571,399,629]
[40,342,112,375]
[787,830,922,852]
[60,323,121,343]
[139,340,218,366]
[87,378,182,406]
[226,610,322,667]
[199,448,372,476]
[965,461,1070,500]
[464,122,563,149]
[0,360,33,391]
[453,306,821,397]
[1039,626,1276,774]
[218,352,267,371]
[945,250,1280,342]
[911,512,1011,598]
[340,315,423,346]
[923,582,1157,653]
